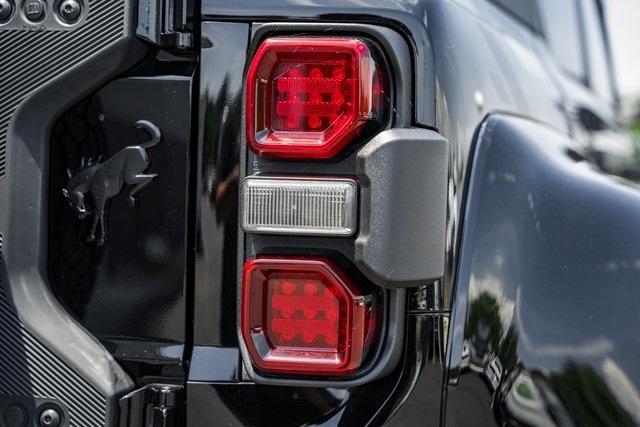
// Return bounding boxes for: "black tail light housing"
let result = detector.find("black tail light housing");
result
[238,24,442,386]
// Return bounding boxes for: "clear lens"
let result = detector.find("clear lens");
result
[242,177,358,236]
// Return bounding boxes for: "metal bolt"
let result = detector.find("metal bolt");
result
[58,0,80,23]
[23,0,45,22]
[0,0,13,21]
[38,408,61,427]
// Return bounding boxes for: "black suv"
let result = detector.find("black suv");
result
[0,0,638,426]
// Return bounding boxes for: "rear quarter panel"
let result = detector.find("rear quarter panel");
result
[446,114,640,426]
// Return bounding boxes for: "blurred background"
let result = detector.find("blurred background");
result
[606,0,640,134]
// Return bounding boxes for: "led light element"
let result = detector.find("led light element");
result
[246,36,388,159]
[241,256,373,376]
[242,177,358,236]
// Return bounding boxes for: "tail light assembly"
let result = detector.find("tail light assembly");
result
[246,36,388,159]
[241,257,376,376]
[239,27,447,385]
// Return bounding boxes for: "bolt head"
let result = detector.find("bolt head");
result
[0,0,13,21]
[39,408,61,427]
[23,0,45,22]
[58,0,80,23]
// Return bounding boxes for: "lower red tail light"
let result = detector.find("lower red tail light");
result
[241,256,375,376]
[246,37,388,159]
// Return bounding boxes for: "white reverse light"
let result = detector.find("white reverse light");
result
[242,176,358,236]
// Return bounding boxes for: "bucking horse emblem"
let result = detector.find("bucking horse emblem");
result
[62,120,161,245]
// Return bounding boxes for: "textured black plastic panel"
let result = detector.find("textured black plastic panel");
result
[0,0,90,31]
[0,0,124,177]
[0,0,137,426]
[0,255,104,427]
[356,128,449,287]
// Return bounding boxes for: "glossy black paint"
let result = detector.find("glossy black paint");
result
[192,22,247,349]
[427,1,640,425]
[190,1,640,425]
[187,314,444,427]
[446,115,640,426]
[188,346,240,383]
[49,73,193,379]
[187,22,426,424]
[190,0,567,424]
[201,0,436,128]
[32,0,638,425]
[424,0,570,310]
[200,0,544,419]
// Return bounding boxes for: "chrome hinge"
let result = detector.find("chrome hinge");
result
[137,0,194,49]
[119,384,185,427]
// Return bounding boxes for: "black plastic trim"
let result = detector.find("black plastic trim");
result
[0,0,144,424]
[356,128,448,287]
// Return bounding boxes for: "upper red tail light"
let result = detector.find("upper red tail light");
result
[241,256,376,376]
[246,37,388,159]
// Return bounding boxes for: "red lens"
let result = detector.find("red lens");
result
[246,37,387,159]
[241,256,374,376]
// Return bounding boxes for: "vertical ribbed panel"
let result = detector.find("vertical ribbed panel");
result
[0,0,125,177]
[243,177,358,236]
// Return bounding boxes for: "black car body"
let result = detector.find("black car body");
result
[0,0,638,425]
